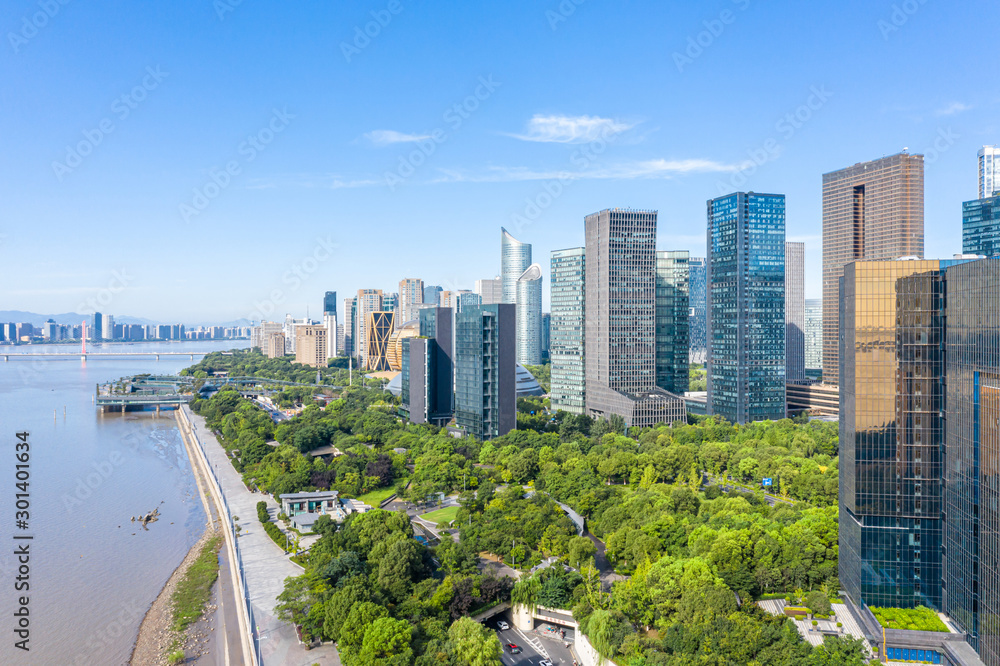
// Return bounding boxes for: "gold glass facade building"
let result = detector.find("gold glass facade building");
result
[840,259,943,611]
[386,319,420,371]
[365,311,395,372]
[823,152,924,383]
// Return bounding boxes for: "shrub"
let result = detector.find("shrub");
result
[870,605,949,633]
[795,614,806,621]
[811,620,818,627]
[837,622,843,628]
[257,501,270,523]
[168,650,185,665]
[783,606,810,617]
[805,589,832,616]
[264,522,288,551]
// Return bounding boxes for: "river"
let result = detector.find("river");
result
[0,339,249,665]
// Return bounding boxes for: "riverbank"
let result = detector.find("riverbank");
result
[131,408,221,665]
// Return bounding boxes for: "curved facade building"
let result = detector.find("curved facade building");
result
[516,263,543,365]
[386,319,420,371]
[501,227,532,304]
[515,363,545,397]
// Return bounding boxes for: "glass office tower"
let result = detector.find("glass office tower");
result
[515,264,543,365]
[839,259,947,610]
[655,250,690,395]
[551,247,586,414]
[323,291,337,316]
[501,227,532,304]
[980,145,1000,200]
[943,257,1000,663]
[706,192,786,424]
[963,195,1000,257]
[455,303,516,440]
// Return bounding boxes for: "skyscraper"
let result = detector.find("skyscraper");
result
[474,277,502,304]
[804,299,822,374]
[963,194,1000,256]
[688,257,707,364]
[785,241,806,383]
[365,312,395,371]
[980,145,1000,199]
[943,257,1000,662]
[655,250,690,395]
[515,264,543,365]
[455,303,516,440]
[707,192,786,424]
[399,278,424,322]
[294,325,328,368]
[341,297,355,359]
[101,313,115,341]
[91,312,103,341]
[323,291,337,317]
[419,307,454,422]
[822,152,925,382]
[550,247,586,414]
[355,289,383,366]
[584,209,686,428]
[839,259,949,611]
[457,291,482,313]
[501,227,531,304]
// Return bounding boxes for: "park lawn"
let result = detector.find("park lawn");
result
[357,486,398,506]
[420,505,459,526]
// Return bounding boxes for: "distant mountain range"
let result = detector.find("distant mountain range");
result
[0,311,253,328]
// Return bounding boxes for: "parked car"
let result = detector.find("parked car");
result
[506,644,522,654]
[540,660,554,666]
[497,620,509,631]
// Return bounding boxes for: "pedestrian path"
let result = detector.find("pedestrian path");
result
[182,406,340,666]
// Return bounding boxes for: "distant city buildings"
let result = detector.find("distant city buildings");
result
[550,247,586,414]
[423,285,442,306]
[707,192,786,424]
[584,209,686,428]
[963,194,1000,256]
[785,241,806,383]
[979,145,999,199]
[474,277,502,304]
[688,257,707,364]
[398,278,424,322]
[266,332,286,359]
[822,151,925,383]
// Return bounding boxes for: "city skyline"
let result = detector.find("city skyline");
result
[2,2,994,321]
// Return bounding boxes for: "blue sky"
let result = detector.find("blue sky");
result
[1,0,997,323]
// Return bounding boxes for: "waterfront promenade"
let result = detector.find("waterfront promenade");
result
[179,405,340,666]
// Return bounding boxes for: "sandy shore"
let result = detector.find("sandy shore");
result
[129,412,220,665]
[129,526,220,665]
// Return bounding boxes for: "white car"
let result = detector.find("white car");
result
[540,660,554,666]
[497,620,509,631]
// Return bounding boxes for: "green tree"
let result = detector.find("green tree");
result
[448,616,502,666]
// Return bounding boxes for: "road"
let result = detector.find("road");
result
[487,611,576,666]
[704,475,795,507]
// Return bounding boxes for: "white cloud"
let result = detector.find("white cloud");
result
[364,129,435,146]
[506,114,636,143]
[935,102,972,117]
[433,158,744,184]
